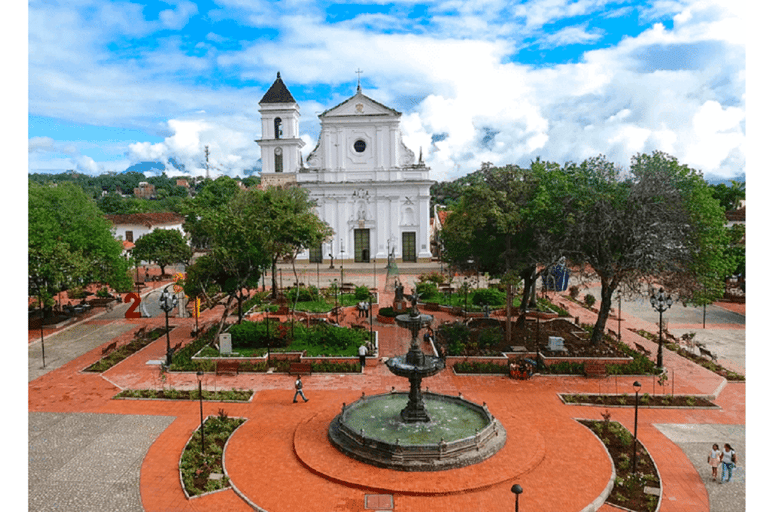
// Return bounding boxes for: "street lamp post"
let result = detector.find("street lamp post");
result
[632,381,641,474]
[197,371,205,455]
[334,279,339,324]
[159,285,177,367]
[649,288,673,368]
[617,290,622,342]
[511,484,523,512]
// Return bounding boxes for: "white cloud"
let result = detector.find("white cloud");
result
[159,1,199,30]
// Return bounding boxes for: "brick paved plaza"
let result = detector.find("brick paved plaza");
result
[27,264,746,511]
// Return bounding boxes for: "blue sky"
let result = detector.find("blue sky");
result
[26,0,748,182]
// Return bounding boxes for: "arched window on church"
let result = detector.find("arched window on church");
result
[274,148,283,173]
[274,117,283,139]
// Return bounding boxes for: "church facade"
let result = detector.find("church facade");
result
[257,73,433,264]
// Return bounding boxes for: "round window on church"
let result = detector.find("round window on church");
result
[353,139,367,153]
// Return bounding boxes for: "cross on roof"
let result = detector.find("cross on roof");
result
[355,68,363,90]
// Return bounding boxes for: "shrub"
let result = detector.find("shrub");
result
[454,361,508,374]
[354,285,370,300]
[377,307,397,317]
[546,361,584,375]
[439,322,470,356]
[477,326,503,349]
[584,293,596,307]
[415,282,439,300]
[287,286,319,303]
[96,287,111,298]
[471,287,506,306]
[569,285,580,299]
[418,271,447,285]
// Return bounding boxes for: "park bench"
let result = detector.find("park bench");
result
[289,362,312,375]
[697,344,718,362]
[215,360,240,375]
[102,341,118,356]
[634,342,652,358]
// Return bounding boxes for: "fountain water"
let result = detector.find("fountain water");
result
[328,293,506,471]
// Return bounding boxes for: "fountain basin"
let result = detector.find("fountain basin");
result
[328,392,506,471]
[385,354,444,379]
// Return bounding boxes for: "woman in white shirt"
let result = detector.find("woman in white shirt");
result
[708,444,721,481]
[720,443,737,483]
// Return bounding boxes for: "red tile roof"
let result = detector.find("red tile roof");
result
[105,212,185,228]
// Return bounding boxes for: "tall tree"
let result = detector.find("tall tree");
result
[131,228,192,276]
[29,181,132,312]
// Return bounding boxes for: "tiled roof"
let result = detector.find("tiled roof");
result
[105,212,185,228]
[437,210,449,224]
[122,240,135,250]
[260,72,296,104]
[725,207,745,222]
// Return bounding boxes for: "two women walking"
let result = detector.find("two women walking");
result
[708,443,738,483]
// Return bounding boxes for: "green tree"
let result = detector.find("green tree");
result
[29,181,132,313]
[131,229,192,276]
[709,180,745,211]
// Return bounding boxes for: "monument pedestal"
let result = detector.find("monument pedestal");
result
[393,300,408,313]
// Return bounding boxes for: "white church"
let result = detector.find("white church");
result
[256,72,433,264]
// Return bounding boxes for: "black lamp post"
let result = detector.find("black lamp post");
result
[197,371,205,455]
[632,381,641,474]
[511,484,523,512]
[649,288,673,368]
[369,293,374,343]
[617,290,622,342]
[334,279,339,324]
[159,284,177,367]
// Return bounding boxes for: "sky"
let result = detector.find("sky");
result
[25,0,749,183]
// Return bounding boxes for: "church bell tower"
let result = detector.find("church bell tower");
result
[257,72,304,186]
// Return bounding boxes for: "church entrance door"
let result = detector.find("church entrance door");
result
[402,232,417,262]
[354,229,370,263]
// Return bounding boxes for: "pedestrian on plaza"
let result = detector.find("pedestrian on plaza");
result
[720,443,737,483]
[708,444,721,481]
[358,343,368,368]
[293,375,308,403]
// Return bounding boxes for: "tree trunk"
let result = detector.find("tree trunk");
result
[590,277,616,346]
[515,266,537,327]
[213,294,236,345]
[271,258,278,299]
[505,282,513,344]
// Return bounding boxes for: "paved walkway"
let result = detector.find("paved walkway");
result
[27,265,747,511]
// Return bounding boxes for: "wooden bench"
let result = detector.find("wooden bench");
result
[102,341,118,356]
[289,362,312,375]
[216,360,240,375]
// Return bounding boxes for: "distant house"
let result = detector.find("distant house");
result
[105,213,186,248]
[134,182,156,199]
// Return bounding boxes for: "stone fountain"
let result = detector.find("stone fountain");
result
[328,292,506,471]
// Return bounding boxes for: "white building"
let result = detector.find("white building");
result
[257,73,433,264]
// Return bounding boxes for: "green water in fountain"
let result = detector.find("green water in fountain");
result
[343,395,489,445]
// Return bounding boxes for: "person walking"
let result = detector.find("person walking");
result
[708,444,721,481]
[358,343,368,369]
[720,443,737,483]
[293,375,308,403]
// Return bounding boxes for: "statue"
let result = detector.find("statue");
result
[394,279,404,302]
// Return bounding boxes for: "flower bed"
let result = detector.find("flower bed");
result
[115,388,253,401]
[453,360,509,374]
[580,416,661,512]
[562,393,717,408]
[179,411,245,497]
[84,327,170,372]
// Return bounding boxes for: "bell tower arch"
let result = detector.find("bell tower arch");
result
[256,72,304,184]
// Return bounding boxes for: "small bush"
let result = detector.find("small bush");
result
[569,285,580,299]
[286,286,319,303]
[415,282,439,300]
[584,294,596,307]
[354,285,370,300]
[377,306,397,317]
[471,287,506,306]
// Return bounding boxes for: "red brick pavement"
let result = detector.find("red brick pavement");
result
[28,273,745,511]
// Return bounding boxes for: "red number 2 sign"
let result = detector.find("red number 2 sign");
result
[124,292,142,319]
